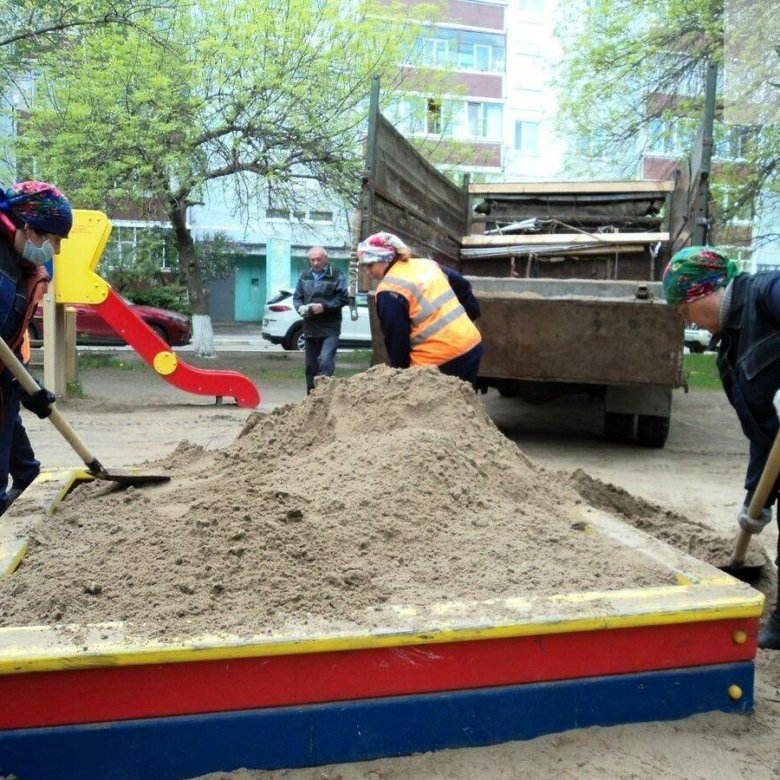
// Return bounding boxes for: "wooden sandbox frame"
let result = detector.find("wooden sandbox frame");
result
[0,469,765,779]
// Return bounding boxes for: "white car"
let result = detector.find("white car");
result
[684,325,714,353]
[261,290,373,350]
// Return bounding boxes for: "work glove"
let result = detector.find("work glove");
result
[13,380,55,419]
[737,503,773,535]
[297,305,310,317]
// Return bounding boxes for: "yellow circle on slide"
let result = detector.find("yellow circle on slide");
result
[153,351,179,376]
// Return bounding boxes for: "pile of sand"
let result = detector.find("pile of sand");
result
[1,366,683,640]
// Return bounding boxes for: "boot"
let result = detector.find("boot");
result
[758,610,780,650]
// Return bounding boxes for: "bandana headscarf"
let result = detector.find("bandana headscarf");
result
[0,181,73,238]
[662,246,740,306]
[357,232,409,264]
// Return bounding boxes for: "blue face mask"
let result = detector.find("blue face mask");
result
[21,239,54,266]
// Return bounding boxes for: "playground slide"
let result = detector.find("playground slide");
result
[54,210,260,408]
[95,289,260,408]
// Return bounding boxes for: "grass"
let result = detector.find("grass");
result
[683,352,722,390]
[78,354,141,370]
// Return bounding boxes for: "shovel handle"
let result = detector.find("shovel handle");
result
[730,425,780,567]
[0,334,103,473]
[731,528,752,566]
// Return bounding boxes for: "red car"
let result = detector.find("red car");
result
[29,300,192,347]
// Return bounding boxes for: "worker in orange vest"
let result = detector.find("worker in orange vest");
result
[358,232,484,387]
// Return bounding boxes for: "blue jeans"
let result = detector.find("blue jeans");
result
[304,334,339,394]
[0,376,40,513]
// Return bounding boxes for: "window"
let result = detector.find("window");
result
[466,102,503,140]
[427,99,442,134]
[266,208,289,220]
[514,120,539,154]
[518,0,543,10]
[309,211,333,222]
[576,129,607,158]
[416,27,505,73]
[103,224,173,271]
[647,118,696,156]
[714,124,753,161]
[712,185,754,223]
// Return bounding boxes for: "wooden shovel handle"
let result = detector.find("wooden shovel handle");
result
[0,334,101,471]
[731,426,780,566]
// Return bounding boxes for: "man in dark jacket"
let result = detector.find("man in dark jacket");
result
[663,246,780,649]
[293,246,349,394]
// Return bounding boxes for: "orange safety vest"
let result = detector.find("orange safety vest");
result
[377,256,481,367]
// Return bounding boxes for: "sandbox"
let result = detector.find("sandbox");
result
[0,369,767,778]
[0,467,763,780]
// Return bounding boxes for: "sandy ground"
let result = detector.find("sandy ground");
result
[14,351,780,779]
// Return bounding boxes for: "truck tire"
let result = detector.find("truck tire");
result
[637,414,670,448]
[604,412,634,443]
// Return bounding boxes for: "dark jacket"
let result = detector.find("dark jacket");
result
[292,265,349,338]
[717,271,780,499]
[0,227,48,357]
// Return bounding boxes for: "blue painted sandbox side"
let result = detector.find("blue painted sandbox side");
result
[0,662,753,780]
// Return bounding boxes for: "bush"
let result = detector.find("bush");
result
[127,285,191,316]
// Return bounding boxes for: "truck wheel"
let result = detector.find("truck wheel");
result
[604,412,635,443]
[637,415,670,448]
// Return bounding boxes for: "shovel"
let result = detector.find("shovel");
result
[0,334,170,487]
[720,392,780,582]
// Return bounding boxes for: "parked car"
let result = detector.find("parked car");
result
[684,325,714,353]
[261,290,372,350]
[28,299,192,347]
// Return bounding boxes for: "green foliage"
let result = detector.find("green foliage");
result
[12,0,440,317]
[16,0,434,209]
[555,0,780,235]
[78,354,140,370]
[102,226,177,292]
[683,352,722,390]
[100,228,237,313]
[194,234,244,283]
[65,378,86,399]
[128,285,191,315]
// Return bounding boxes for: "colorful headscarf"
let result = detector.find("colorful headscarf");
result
[357,232,409,264]
[662,246,740,306]
[0,181,73,238]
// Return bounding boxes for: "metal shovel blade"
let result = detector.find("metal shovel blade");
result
[0,335,171,489]
[89,467,171,486]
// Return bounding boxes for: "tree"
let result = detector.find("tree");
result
[13,0,434,355]
[0,0,181,95]
[555,0,780,244]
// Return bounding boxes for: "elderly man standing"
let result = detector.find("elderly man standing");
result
[663,245,780,649]
[293,246,349,394]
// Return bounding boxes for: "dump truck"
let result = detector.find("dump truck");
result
[358,72,716,448]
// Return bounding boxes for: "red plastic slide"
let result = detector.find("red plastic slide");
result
[94,289,260,408]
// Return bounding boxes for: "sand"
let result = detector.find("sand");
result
[1,366,682,640]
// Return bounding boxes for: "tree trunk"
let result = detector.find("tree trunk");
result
[170,202,216,357]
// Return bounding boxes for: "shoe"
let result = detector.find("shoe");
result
[758,611,780,650]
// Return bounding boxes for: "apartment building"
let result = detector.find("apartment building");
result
[384,0,565,179]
